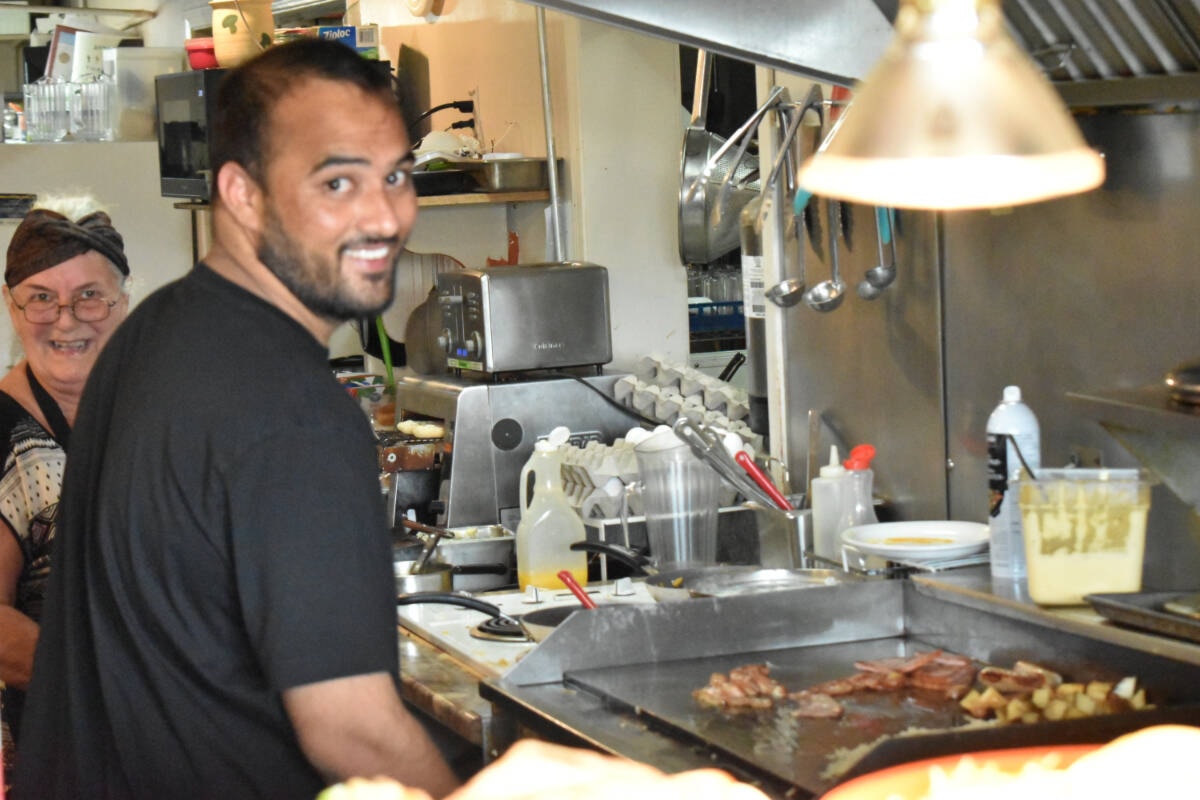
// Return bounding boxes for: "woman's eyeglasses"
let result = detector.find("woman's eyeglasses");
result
[12,294,119,324]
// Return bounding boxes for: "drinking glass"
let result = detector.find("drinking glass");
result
[24,77,70,142]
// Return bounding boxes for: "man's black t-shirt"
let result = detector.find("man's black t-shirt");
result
[17,264,398,799]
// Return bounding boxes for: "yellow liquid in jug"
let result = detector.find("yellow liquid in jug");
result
[518,565,589,592]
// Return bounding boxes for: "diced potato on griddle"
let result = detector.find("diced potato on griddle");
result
[959,689,984,717]
[1086,681,1113,701]
[1043,697,1071,721]
[1005,697,1033,722]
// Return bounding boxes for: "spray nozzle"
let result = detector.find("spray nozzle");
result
[819,445,845,477]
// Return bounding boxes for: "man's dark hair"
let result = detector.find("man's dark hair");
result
[210,39,398,197]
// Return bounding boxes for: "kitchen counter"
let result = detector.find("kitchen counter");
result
[396,569,1200,787]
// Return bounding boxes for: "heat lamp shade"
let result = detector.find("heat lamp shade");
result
[797,0,1105,210]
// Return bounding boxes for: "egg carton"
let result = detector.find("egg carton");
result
[614,367,762,455]
[557,422,745,521]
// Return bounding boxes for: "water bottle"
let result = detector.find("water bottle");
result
[516,426,588,590]
[987,385,1040,580]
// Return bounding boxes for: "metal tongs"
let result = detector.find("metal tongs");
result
[672,418,776,509]
[401,518,456,574]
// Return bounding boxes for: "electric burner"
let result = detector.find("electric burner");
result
[397,579,655,677]
[471,616,529,642]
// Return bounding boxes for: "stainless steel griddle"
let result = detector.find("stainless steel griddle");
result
[564,638,968,792]
[482,574,1200,798]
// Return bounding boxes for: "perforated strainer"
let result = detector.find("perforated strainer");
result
[678,51,763,265]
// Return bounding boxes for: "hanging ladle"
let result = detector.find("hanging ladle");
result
[803,198,846,312]
[858,207,895,300]
[765,190,810,307]
[766,85,825,308]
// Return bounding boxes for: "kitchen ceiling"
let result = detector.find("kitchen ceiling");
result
[1009,0,1200,81]
[525,0,1200,105]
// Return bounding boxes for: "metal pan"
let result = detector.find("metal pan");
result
[393,561,509,595]
[394,591,579,642]
[571,541,858,602]
[647,565,854,601]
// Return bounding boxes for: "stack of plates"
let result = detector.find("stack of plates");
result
[840,521,990,568]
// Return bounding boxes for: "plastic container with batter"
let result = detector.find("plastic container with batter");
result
[1016,468,1153,605]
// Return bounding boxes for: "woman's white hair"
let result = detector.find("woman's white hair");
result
[32,191,109,223]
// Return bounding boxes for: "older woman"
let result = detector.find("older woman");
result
[0,198,130,772]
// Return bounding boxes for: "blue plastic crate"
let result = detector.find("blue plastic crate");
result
[689,301,745,332]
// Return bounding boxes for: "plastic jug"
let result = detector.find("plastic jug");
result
[624,428,722,568]
[516,426,588,590]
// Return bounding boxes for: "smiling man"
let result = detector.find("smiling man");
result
[16,40,459,799]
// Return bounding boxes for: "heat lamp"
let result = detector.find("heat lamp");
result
[797,0,1105,210]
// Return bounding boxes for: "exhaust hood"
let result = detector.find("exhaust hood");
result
[524,0,1200,105]
[521,0,897,84]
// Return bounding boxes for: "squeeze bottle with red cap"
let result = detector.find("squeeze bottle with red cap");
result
[843,444,879,529]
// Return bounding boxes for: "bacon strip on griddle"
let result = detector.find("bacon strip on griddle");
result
[853,649,943,674]
[693,664,785,710]
[906,657,978,700]
[790,691,844,719]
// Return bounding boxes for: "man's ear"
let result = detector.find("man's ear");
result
[216,161,265,234]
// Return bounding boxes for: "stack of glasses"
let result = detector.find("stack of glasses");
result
[23,75,115,142]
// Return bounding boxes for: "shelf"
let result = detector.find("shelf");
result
[418,190,549,207]
[1067,386,1200,439]
[1068,385,1200,512]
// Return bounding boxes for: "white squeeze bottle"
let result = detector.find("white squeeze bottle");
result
[810,446,854,562]
[986,385,1041,580]
[516,426,588,591]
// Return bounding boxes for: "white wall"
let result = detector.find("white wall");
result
[360,0,690,371]
[28,0,693,372]
[0,141,194,368]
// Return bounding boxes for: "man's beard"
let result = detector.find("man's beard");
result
[257,206,399,321]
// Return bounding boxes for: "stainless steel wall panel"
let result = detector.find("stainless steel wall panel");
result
[779,206,948,522]
[942,110,1200,590]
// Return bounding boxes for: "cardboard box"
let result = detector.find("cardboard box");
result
[277,24,378,59]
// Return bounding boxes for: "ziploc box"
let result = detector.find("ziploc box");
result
[101,47,184,140]
[317,24,379,59]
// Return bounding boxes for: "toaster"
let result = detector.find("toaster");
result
[434,262,612,374]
